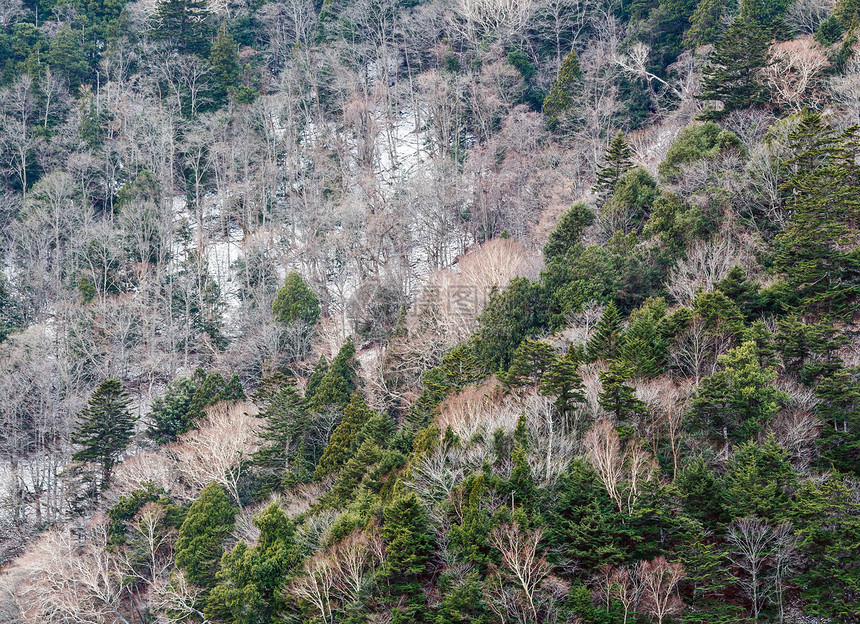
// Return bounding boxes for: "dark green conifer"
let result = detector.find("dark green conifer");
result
[206,503,299,623]
[505,339,558,388]
[305,355,328,403]
[774,317,847,384]
[327,439,382,505]
[775,112,860,318]
[543,49,582,131]
[724,437,796,520]
[690,341,786,455]
[543,202,594,263]
[382,492,434,613]
[539,349,586,427]
[816,367,860,476]
[619,297,668,378]
[209,27,241,105]
[253,384,310,483]
[151,0,213,55]
[593,131,634,203]
[46,24,89,93]
[598,362,647,424]
[272,271,320,328]
[792,477,860,620]
[147,375,198,444]
[715,266,766,321]
[315,392,375,478]
[684,0,726,48]
[175,483,236,589]
[310,338,357,409]
[697,16,771,120]
[71,379,136,488]
[586,301,624,362]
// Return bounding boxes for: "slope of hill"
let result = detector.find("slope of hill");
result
[1,0,860,622]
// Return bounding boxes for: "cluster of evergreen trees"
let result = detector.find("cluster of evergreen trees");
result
[6,0,860,621]
[62,109,859,624]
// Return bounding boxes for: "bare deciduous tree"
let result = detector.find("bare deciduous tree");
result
[785,0,835,34]
[453,0,535,47]
[10,523,129,624]
[488,523,551,624]
[290,555,336,624]
[584,418,625,512]
[727,517,781,621]
[762,38,830,112]
[636,556,685,624]
[667,237,749,305]
[173,402,260,507]
[585,419,656,513]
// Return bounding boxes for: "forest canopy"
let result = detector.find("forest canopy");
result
[0,0,859,622]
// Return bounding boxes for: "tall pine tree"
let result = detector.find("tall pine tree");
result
[310,338,358,410]
[586,301,625,362]
[151,0,213,55]
[593,131,635,203]
[539,348,586,428]
[175,483,236,590]
[774,111,860,318]
[697,15,771,120]
[382,492,434,616]
[543,49,582,131]
[252,383,311,486]
[72,379,136,488]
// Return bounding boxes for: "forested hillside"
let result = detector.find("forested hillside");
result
[1,0,859,621]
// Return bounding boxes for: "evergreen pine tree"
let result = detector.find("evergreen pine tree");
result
[382,492,434,614]
[619,297,668,378]
[586,301,624,361]
[474,277,547,371]
[206,502,299,623]
[327,439,383,505]
[774,111,860,318]
[221,373,246,402]
[448,475,492,569]
[697,15,771,120]
[175,483,236,589]
[543,49,582,131]
[774,317,847,384]
[677,457,726,524]
[505,339,558,388]
[684,0,726,48]
[545,461,627,570]
[315,392,376,479]
[742,321,778,369]
[740,0,792,37]
[791,477,860,621]
[690,341,786,455]
[252,384,311,485]
[147,375,198,443]
[0,272,22,343]
[188,369,227,419]
[310,338,357,410]
[724,437,796,520]
[598,362,647,424]
[209,26,241,106]
[305,355,328,403]
[46,24,89,94]
[272,271,320,328]
[71,379,136,488]
[543,202,595,262]
[715,266,767,321]
[816,367,860,476]
[539,349,585,427]
[593,131,635,203]
[151,0,213,55]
